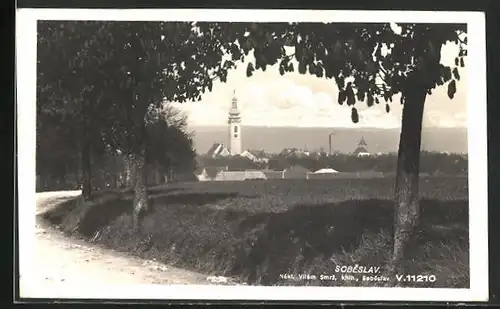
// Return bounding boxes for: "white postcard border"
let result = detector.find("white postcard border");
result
[16,8,488,302]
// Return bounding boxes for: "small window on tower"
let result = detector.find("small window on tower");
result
[234,126,238,133]
[234,134,238,138]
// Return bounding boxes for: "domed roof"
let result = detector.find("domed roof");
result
[314,168,339,174]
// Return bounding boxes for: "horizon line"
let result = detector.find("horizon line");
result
[193,150,469,155]
[187,124,468,129]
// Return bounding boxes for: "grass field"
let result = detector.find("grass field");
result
[42,176,469,288]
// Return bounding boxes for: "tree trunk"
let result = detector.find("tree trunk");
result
[110,156,115,188]
[131,151,148,233]
[112,156,119,189]
[156,168,162,186]
[124,155,133,187]
[388,82,427,283]
[81,136,92,201]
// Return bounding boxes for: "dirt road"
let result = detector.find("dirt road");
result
[20,191,230,299]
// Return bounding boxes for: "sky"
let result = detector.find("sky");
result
[171,26,468,129]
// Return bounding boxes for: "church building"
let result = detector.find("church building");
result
[353,137,371,157]
[205,91,246,158]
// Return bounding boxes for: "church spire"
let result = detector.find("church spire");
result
[358,136,367,146]
[231,89,238,110]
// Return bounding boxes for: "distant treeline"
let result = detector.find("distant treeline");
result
[198,151,468,176]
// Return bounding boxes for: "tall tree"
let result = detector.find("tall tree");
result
[198,21,467,279]
[145,104,197,182]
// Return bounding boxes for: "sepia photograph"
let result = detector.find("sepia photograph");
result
[16,9,488,302]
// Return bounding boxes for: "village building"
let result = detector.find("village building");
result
[215,170,268,181]
[307,167,339,180]
[206,142,231,158]
[314,168,339,174]
[239,149,257,161]
[262,169,284,180]
[196,166,228,181]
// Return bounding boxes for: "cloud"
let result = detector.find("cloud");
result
[173,42,468,129]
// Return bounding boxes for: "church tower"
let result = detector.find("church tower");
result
[228,90,242,155]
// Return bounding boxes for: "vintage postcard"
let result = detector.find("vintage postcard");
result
[16,8,488,302]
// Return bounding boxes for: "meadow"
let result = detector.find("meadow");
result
[42,176,469,288]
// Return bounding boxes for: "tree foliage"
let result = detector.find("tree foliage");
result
[145,104,196,174]
[37,21,109,140]
[36,21,204,189]
[38,21,227,156]
[198,22,467,116]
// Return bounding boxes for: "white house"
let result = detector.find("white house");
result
[314,168,339,174]
[240,150,257,161]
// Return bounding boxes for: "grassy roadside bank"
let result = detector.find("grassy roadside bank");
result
[40,179,469,288]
